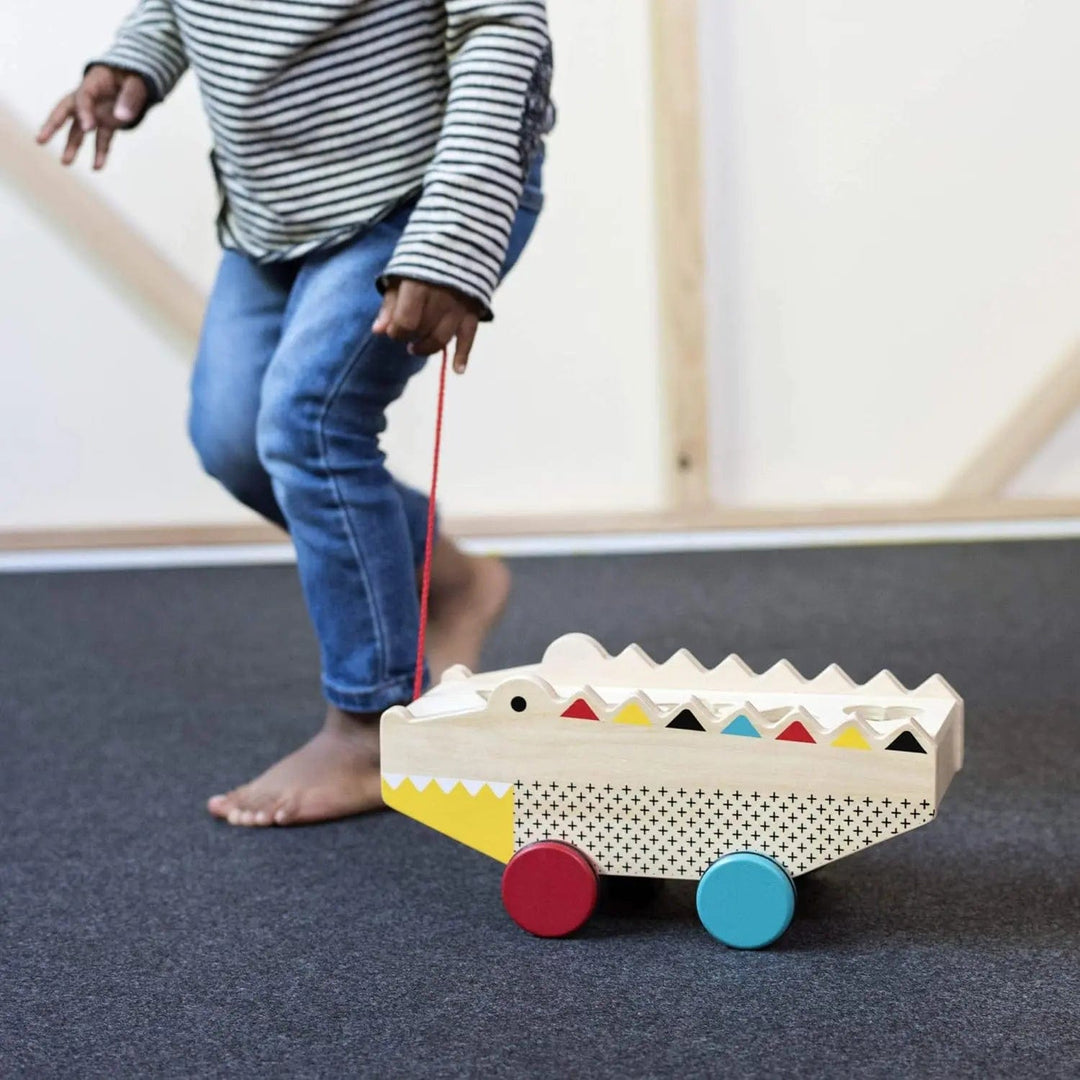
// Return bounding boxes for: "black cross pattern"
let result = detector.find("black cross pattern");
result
[513,781,936,878]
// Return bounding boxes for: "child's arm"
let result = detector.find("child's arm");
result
[374,0,551,373]
[37,0,187,170]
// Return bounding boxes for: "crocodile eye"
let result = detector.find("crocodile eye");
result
[510,696,527,713]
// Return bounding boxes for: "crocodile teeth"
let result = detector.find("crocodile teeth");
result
[713,655,756,684]
[659,647,708,676]
[807,663,856,691]
[914,673,961,701]
[862,670,909,695]
[755,659,806,689]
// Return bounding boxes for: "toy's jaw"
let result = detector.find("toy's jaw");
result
[381,773,514,863]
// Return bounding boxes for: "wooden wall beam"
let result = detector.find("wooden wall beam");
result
[942,344,1080,499]
[0,101,203,349]
[650,0,710,509]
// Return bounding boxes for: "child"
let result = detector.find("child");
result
[38,0,553,826]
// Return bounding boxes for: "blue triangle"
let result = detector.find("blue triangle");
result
[721,714,760,738]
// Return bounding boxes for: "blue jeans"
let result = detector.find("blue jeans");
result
[189,161,542,711]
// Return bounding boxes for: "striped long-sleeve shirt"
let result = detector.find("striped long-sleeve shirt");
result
[92,0,553,316]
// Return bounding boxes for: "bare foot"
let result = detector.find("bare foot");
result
[425,536,511,681]
[207,705,383,826]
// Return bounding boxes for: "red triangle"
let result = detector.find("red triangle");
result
[561,698,599,721]
[776,719,816,743]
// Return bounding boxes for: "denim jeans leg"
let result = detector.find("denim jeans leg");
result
[256,212,427,712]
[256,177,544,711]
[189,250,293,529]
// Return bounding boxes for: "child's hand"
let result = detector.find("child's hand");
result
[373,278,481,374]
[37,66,150,170]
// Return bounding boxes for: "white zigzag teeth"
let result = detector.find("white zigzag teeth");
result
[612,691,660,724]
[679,694,715,726]
[756,704,794,724]
[904,718,933,743]
[715,701,766,726]
[620,642,655,662]
[714,655,756,682]
[914,673,961,701]
[808,663,856,690]
[663,647,708,675]
[642,690,663,712]
[787,705,823,735]
[390,775,513,797]
[755,659,807,689]
[488,633,956,711]
[574,684,606,717]
[610,643,657,676]
[862,670,909,695]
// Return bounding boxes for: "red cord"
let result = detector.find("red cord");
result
[413,346,449,701]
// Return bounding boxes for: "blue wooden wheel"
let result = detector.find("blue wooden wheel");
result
[696,852,796,949]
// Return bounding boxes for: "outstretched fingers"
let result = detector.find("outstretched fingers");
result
[60,119,85,165]
[93,126,115,170]
[73,82,99,135]
[37,93,76,145]
[40,68,143,170]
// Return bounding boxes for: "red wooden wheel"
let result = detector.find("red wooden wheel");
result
[501,841,599,938]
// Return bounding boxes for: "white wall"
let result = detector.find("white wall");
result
[5,0,1077,536]
[0,0,663,530]
[700,0,1080,506]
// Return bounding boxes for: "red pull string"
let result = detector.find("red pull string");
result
[413,345,449,701]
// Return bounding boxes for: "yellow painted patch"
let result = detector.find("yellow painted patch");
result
[832,726,871,750]
[613,702,652,726]
[382,778,514,863]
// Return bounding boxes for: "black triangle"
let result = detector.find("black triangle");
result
[886,730,926,754]
[667,709,706,731]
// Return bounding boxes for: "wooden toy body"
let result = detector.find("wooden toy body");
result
[381,633,963,882]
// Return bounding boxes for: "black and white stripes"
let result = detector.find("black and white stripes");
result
[93,0,552,315]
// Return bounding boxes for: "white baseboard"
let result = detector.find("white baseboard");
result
[1,517,1078,573]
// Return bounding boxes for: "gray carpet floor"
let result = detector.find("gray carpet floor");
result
[1,540,1078,1078]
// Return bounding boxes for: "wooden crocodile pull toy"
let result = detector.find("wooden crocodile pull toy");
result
[380,633,963,948]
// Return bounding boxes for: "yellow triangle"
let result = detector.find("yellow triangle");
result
[613,702,652,726]
[832,726,871,750]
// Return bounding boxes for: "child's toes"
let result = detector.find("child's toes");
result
[247,792,278,826]
[272,797,298,826]
[218,785,260,825]
[207,792,233,819]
